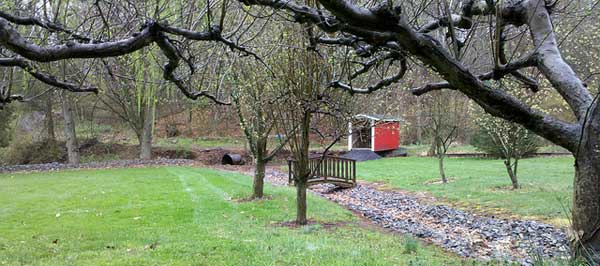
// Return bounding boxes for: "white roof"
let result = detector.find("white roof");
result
[354,114,402,122]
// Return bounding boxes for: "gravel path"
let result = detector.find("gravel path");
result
[265,169,570,264]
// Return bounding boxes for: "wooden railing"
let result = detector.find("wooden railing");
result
[288,155,356,188]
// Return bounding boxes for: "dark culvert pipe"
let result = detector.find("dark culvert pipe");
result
[221,154,244,165]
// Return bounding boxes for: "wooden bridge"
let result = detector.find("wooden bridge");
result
[287,155,356,188]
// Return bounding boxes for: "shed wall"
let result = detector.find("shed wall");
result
[373,122,400,151]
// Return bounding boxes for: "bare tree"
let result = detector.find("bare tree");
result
[423,91,467,183]
[275,40,326,225]
[234,0,600,260]
[99,52,161,160]
[273,28,353,224]
[232,61,292,199]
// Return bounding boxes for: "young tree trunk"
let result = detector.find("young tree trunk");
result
[60,92,79,165]
[438,154,447,183]
[253,158,266,199]
[504,158,519,189]
[139,104,154,160]
[211,106,220,135]
[296,178,308,225]
[415,97,422,144]
[252,138,269,198]
[572,101,600,263]
[44,93,55,141]
[295,112,311,225]
[187,108,193,136]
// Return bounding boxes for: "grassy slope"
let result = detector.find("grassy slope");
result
[0,167,466,266]
[357,156,574,224]
[403,144,569,156]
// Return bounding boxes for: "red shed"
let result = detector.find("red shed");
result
[348,114,402,152]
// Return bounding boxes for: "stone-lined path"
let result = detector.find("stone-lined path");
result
[265,169,569,264]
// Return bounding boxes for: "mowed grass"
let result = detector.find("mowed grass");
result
[0,167,466,265]
[357,156,574,224]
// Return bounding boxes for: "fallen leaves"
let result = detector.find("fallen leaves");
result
[144,241,159,250]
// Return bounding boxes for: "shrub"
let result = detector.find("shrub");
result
[472,113,542,189]
[471,125,541,159]
[154,147,195,159]
[1,135,66,165]
[165,124,180,138]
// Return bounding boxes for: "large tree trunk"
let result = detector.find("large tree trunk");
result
[504,159,519,189]
[60,92,79,165]
[572,101,600,263]
[139,103,154,160]
[44,92,55,141]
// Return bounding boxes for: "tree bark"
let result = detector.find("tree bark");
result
[44,92,55,141]
[139,103,154,160]
[416,96,422,144]
[187,108,193,136]
[438,154,447,183]
[504,159,519,189]
[295,111,311,225]
[296,178,308,225]
[60,92,79,165]
[572,100,600,263]
[253,158,266,199]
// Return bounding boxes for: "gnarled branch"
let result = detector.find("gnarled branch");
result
[0,57,98,93]
[331,57,407,94]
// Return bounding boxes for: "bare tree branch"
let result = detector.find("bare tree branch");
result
[331,57,407,94]
[0,16,254,104]
[0,11,96,43]
[0,57,98,93]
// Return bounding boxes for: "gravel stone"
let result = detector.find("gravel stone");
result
[265,169,570,264]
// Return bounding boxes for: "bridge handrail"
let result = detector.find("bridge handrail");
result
[287,155,356,187]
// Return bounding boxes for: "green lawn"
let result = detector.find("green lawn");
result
[0,167,466,265]
[357,156,574,224]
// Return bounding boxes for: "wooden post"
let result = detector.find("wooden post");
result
[352,160,356,184]
[288,160,293,185]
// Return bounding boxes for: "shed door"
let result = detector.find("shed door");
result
[351,127,371,149]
